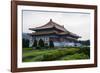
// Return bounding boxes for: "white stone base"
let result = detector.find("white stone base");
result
[54,42,81,47]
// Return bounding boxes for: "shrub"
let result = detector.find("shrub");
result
[22,38,29,48]
[36,46,41,49]
[38,39,44,47]
[79,46,90,57]
[32,39,37,47]
[49,40,54,48]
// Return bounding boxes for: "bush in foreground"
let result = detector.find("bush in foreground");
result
[22,47,90,62]
[24,48,80,61]
[61,53,89,60]
[79,46,90,57]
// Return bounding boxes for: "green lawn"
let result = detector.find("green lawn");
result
[22,47,90,62]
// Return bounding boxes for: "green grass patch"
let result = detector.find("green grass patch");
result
[60,53,89,60]
[22,47,90,62]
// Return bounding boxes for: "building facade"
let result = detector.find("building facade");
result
[29,19,81,47]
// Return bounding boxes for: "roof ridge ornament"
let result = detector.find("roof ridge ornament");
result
[50,19,52,22]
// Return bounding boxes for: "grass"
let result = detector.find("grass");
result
[60,53,89,60]
[22,47,90,62]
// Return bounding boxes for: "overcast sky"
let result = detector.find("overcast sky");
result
[22,10,90,40]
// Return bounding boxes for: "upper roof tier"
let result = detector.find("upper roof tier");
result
[29,19,68,32]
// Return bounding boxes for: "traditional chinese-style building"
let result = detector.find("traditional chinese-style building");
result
[29,19,81,47]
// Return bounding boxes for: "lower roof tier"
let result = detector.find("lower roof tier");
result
[28,31,81,38]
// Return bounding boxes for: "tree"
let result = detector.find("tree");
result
[49,40,54,48]
[78,40,90,46]
[38,39,44,47]
[22,38,29,48]
[32,39,37,47]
